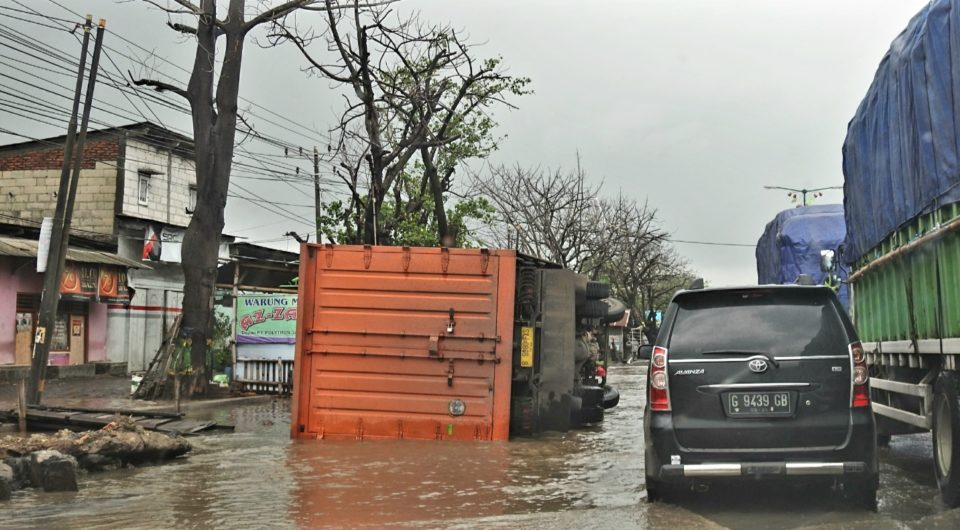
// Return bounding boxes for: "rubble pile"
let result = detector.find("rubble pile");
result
[0,416,192,500]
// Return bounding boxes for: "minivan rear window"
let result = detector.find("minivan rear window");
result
[667,290,849,359]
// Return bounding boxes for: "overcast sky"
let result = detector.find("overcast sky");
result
[0,0,930,285]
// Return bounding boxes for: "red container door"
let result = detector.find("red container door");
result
[292,246,516,441]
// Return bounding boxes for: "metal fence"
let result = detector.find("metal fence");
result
[234,358,294,394]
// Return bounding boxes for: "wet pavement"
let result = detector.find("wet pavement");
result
[2,365,960,529]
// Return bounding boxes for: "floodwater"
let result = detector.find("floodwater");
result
[3,365,960,529]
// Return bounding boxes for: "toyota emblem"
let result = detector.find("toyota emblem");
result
[748,359,768,373]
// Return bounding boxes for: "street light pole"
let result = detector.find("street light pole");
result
[763,185,842,206]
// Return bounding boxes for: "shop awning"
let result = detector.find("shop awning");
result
[0,235,147,269]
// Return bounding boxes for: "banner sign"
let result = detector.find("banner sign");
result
[60,263,131,304]
[143,224,231,263]
[60,262,99,301]
[98,267,130,304]
[236,295,298,344]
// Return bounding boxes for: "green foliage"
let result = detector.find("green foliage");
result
[386,194,496,247]
[171,309,233,373]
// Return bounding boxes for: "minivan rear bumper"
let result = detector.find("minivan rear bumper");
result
[644,408,878,483]
[661,461,870,478]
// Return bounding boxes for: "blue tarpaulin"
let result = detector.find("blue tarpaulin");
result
[756,204,849,308]
[843,0,960,264]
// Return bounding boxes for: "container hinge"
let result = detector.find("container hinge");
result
[324,243,334,267]
[480,248,490,274]
[402,246,411,272]
[298,424,305,433]
[363,245,373,269]
[429,335,439,357]
[441,247,450,273]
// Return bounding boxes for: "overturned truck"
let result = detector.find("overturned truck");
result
[290,245,622,441]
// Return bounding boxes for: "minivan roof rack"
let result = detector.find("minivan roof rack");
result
[687,278,705,290]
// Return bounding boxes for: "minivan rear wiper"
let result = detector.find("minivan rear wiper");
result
[699,350,779,368]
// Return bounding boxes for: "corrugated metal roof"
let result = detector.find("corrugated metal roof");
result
[0,236,148,269]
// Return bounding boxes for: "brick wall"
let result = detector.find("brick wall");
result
[120,139,196,227]
[0,138,119,171]
[0,138,120,235]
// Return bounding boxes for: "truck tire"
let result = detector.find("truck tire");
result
[578,299,608,319]
[586,281,610,300]
[933,372,960,507]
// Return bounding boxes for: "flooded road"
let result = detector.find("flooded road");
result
[3,365,960,529]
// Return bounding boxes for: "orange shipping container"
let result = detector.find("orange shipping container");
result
[291,245,517,441]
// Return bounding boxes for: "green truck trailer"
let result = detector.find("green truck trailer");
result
[842,0,960,507]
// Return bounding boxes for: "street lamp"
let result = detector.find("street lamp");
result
[763,185,842,206]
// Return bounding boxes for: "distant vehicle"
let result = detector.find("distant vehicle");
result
[643,284,878,508]
[840,0,960,507]
[756,204,849,309]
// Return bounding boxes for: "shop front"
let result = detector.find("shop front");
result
[0,236,140,366]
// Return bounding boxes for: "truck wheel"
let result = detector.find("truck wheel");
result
[585,281,610,300]
[933,372,960,507]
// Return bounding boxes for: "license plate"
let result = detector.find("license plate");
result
[725,391,793,417]
[519,326,534,368]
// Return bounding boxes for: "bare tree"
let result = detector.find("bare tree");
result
[271,1,528,244]
[476,160,601,271]
[132,0,390,395]
[475,157,696,323]
[599,196,669,309]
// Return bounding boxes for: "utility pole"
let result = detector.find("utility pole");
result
[313,146,321,243]
[27,17,106,405]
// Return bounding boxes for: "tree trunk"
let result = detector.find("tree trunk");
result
[422,147,448,243]
[180,0,245,396]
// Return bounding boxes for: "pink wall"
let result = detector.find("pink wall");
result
[0,257,41,365]
[0,263,15,365]
[0,256,108,365]
[87,301,107,362]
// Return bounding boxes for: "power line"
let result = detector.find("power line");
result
[667,238,755,248]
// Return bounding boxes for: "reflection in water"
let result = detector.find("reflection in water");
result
[5,365,955,529]
[1,367,647,530]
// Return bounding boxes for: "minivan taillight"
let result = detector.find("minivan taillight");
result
[649,346,671,411]
[850,341,870,408]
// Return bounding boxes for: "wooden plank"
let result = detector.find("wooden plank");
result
[134,418,177,430]
[154,419,218,434]
[12,406,229,435]
[29,405,182,419]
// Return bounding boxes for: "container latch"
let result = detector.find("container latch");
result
[447,308,456,334]
[363,245,373,269]
[402,246,411,272]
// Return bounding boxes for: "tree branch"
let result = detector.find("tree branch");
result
[130,72,191,101]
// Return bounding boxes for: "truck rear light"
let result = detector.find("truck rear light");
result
[849,341,870,408]
[649,346,671,411]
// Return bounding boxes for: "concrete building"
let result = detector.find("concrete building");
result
[0,122,230,371]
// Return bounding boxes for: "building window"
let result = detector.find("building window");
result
[188,184,197,214]
[137,170,151,205]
